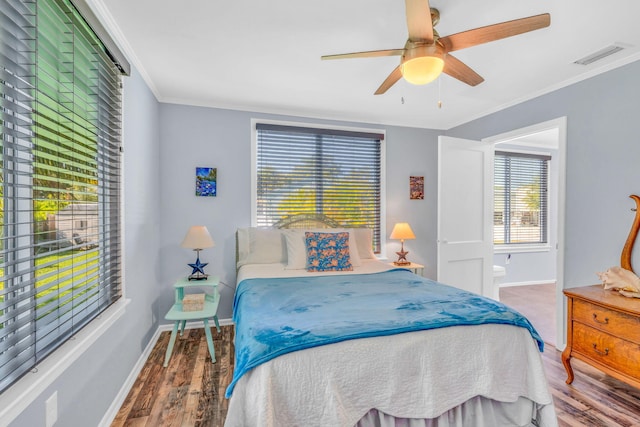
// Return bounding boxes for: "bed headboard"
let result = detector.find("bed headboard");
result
[273,214,341,229]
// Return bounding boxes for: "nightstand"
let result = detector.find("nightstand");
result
[390,262,424,276]
[163,276,221,367]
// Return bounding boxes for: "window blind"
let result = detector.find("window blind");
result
[0,0,122,392]
[494,151,550,245]
[256,123,383,252]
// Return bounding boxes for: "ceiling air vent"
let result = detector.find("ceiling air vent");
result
[574,44,625,65]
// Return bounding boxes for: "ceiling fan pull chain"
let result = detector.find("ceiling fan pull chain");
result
[438,76,443,109]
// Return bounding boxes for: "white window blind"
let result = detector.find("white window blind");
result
[255,123,383,252]
[494,151,550,245]
[0,0,123,392]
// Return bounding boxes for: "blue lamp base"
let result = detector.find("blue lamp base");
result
[187,251,209,281]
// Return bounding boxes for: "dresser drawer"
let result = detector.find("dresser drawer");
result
[573,323,640,380]
[573,299,640,344]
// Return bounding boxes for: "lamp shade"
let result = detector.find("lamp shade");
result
[181,225,215,249]
[401,56,444,85]
[390,222,416,240]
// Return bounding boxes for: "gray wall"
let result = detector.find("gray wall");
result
[10,68,163,426]
[448,59,640,289]
[158,104,441,320]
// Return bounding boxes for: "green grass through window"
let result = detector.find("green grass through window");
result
[0,248,100,321]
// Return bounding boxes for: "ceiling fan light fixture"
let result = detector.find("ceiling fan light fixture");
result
[322,4,550,94]
[401,55,444,85]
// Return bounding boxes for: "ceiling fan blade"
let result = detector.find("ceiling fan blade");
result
[405,0,434,43]
[374,66,403,95]
[439,13,550,52]
[322,49,404,60]
[442,54,484,86]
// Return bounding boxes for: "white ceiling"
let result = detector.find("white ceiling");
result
[97,0,640,130]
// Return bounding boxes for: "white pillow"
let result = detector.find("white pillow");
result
[236,228,251,268]
[236,227,287,268]
[352,228,376,259]
[283,228,361,269]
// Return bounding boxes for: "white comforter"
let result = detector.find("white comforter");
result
[225,324,556,426]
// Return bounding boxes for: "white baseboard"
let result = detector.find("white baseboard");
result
[499,279,556,288]
[98,327,162,427]
[99,317,234,427]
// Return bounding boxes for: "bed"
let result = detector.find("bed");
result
[224,216,557,427]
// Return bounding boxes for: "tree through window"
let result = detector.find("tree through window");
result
[255,123,383,252]
[494,151,550,245]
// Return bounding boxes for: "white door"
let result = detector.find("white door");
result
[437,136,494,298]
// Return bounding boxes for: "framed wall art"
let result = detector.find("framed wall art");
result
[196,167,217,197]
[410,176,424,200]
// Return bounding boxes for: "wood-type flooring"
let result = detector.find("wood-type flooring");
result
[113,323,640,427]
[500,282,557,345]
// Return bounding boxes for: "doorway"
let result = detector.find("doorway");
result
[483,117,567,349]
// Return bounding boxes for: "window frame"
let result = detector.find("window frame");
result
[251,119,386,255]
[493,149,551,253]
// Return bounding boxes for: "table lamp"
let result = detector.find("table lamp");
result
[390,222,415,266]
[181,225,215,280]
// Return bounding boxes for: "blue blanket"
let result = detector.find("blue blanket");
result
[225,269,543,398]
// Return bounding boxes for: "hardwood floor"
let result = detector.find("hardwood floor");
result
[111,325,234,427]
[500,283,557,345]
[112,324,640,427]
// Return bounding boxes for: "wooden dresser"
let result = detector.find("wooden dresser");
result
[562,285,640,388]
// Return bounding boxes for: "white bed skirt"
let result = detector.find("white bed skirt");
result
[358,396,556,427]
[224,324,557,427]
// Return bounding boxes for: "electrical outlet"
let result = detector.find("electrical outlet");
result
[45,391,57,427]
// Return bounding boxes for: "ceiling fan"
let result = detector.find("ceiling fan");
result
[321,0,550,95]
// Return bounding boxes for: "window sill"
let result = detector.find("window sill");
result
[494,244,551,254]
[0,298,130,425]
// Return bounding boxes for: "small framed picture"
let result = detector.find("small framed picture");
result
[410,176,424,200]
[196,167,217,197]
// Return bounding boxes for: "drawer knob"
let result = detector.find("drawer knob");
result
[592,343,609,356]
[592,313,609,324]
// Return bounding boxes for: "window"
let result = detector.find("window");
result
[0,0,125,392]
[255,123,384,252]
[494,151,550,246]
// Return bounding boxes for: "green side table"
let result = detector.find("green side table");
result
[163,276,221,367]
